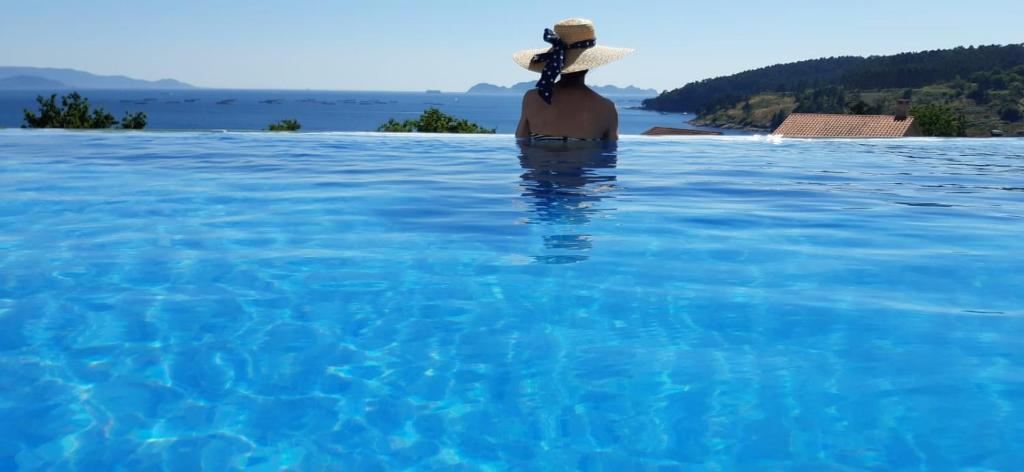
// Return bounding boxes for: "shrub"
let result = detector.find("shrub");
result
[910,104,966,137]
[22,92,145,129]
[377,118,415,132]
[120,111,148,130]
[1010,82,1024,99]
[999,105,1022,122]
[377,108,495,134]
[967,86,989,104]
[846,100,873,115]
[268,119,301,131]
[769,110,789,131]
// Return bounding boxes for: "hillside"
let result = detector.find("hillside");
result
[468,81,657,96]
[0,66,194,89]
[0,75,68,89]
[643,56,867,115]
[643,44,1024,136]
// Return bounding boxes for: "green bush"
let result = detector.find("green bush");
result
[769,110,789,131]
[999,105,1022,122]
[377,108,495,134]
[22,92,146,129]
[120,111,148,130]
[376,118,414,132]
[910,104,967,137]
[846,99,873,115]
[268,119,301,131]
[967,86,989,104]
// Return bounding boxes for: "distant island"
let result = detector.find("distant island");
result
[642,44,1024,137]
[0,66,194,90]
[467,81,657,96]
[0,75,69,89]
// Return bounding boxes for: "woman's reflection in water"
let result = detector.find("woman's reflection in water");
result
[517,140,618,264]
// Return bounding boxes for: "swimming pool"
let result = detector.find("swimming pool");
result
[1,131,1022,470]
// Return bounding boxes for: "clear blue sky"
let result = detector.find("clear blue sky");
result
[2,0,1021,91]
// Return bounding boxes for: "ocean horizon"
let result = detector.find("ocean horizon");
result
[0,89,738,135]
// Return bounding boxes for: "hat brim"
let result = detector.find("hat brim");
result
[512,46,634,74]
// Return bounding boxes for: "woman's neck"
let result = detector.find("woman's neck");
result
[557,72,587,87]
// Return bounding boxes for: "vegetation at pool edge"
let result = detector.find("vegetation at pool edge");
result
[908,104,967,137]
[378,108,495,134]
[268,119,301,132]
[22,92,147,129]
[643,44,1024,137]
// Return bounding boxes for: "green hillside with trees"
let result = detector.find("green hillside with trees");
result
[643,44,1024,136]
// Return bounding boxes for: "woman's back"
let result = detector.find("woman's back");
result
[516,79,618,141]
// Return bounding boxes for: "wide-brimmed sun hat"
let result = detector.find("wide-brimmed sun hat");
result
[513,18,634,103]
[513,18,634,74]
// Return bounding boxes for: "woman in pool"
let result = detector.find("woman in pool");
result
[514,18,634,142]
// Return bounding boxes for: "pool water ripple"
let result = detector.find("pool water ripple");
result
[1,131,1023,470]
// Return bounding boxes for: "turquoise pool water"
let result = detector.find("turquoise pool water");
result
[1,131,1022,470]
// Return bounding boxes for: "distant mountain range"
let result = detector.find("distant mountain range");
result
[0,66,195,90]
[467,81,657,96]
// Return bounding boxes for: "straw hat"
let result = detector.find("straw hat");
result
[513,18,634,74]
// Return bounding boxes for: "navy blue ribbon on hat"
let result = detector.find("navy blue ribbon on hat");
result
[530,28,596,104]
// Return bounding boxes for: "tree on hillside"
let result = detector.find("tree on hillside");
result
[847,100,873,115]
[1000,105,1022,122]
[1010,81,1024,99]
[967,87,990,104]
[794,86,847,114]
[769,110,789,131]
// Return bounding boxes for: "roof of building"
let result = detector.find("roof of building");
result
[773,113,917,138]
[642,127,722,136]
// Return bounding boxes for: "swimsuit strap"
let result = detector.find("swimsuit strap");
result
[530,133,602,142]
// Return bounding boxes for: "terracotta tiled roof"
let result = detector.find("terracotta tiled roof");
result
[773,113,918,138]
[642,127,722,136]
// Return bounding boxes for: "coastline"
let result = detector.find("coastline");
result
[1,89,702,134]
[648,105,1024,137]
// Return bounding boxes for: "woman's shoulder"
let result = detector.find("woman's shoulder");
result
[588,91,617,112]
[521,88,542,103]
[579,87,613,103]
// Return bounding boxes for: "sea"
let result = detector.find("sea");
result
[0,89,733,135]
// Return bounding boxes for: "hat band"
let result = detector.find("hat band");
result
[529,28,596,104]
